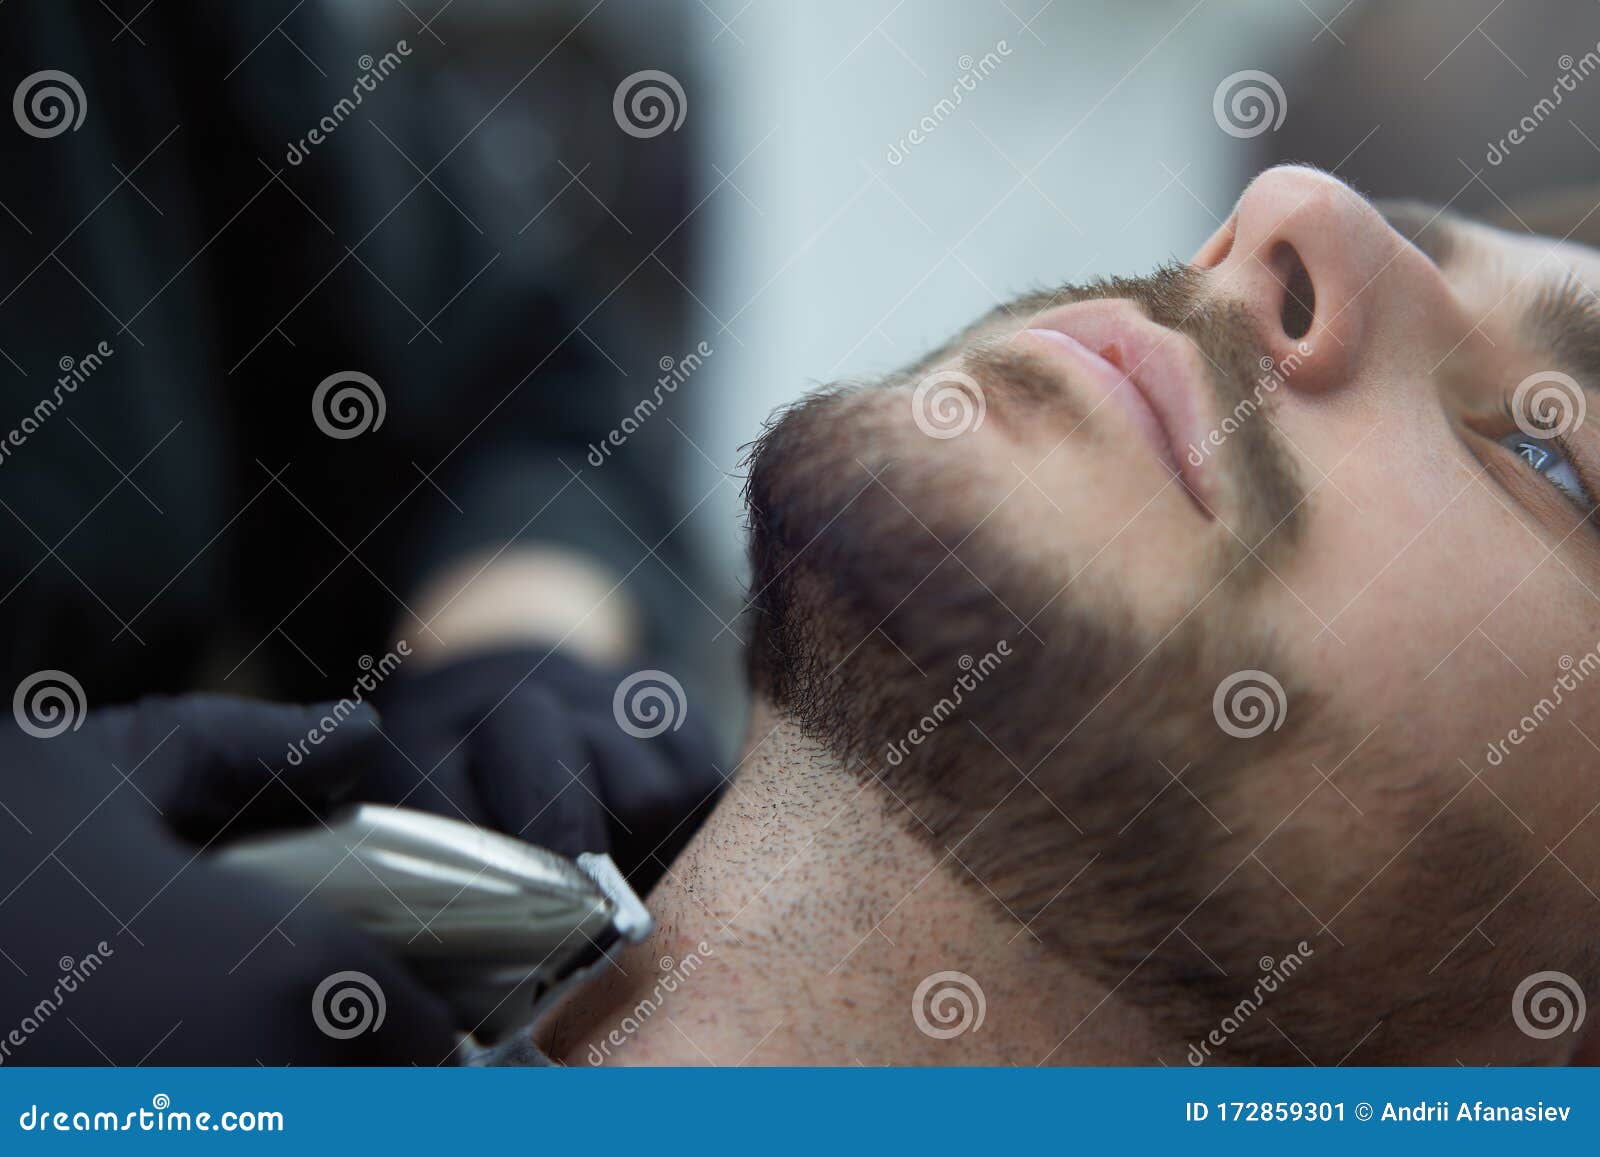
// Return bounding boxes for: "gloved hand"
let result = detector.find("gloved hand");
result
[0,694,460,1065]
[363,647,725,892]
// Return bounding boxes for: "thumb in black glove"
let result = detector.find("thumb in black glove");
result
[0,694,459,1065]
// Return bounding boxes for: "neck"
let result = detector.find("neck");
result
[542,704,1168,1066]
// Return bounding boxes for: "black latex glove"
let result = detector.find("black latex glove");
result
[0,694,460,1065]
[363,647,725,893]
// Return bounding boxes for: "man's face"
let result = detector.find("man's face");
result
[745,165,1600,1062]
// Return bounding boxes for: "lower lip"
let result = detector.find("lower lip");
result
[1017,327,1196,503]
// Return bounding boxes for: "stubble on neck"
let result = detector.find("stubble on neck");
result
[539,703,1170,1066]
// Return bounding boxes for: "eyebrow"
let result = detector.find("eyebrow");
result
[1377,200,1600,398]
[1531,275,1600,397]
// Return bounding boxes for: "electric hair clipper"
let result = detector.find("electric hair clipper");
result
[215,803,652,1045]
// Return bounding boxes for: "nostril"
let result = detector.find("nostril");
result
[1282,260,1315,340]
[1270,240,1315,340]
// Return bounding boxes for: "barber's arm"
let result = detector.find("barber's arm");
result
[0,558,721,1066]
[354,546,725,893]
[0,696,460,1065]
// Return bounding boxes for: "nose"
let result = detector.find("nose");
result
[1191,166,1402,394]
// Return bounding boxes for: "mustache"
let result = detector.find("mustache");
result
[962,263,1305,552]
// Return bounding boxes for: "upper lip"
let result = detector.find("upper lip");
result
[1011,300,1215,516]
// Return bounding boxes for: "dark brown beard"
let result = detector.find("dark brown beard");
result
[738,266,1546,1063]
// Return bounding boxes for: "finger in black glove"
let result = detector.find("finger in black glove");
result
[364,648,726,892]
[0,694,459,1065]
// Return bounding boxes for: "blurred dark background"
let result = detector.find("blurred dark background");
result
[1252,0,1600,213]
[0,1,715,717]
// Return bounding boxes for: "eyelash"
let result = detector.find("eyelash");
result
[1495,397,1595,513]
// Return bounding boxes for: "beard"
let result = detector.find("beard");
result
[741,265,1559,1064]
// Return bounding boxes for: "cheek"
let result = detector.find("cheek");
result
[1472,549,1600,848]
[1262,482,1600,856]
[1262,472,1588,740]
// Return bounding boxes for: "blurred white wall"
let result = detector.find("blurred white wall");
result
[682,0,1333,584]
